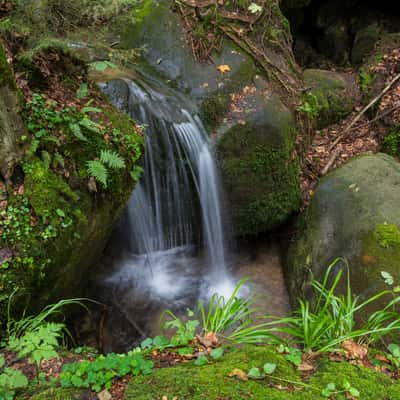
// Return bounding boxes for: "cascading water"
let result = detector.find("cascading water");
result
[94,75,235,349]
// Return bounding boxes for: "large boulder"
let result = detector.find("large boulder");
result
[120,0,302,236]
[303,69,359,129]
[286,154,400,308]
[0,42,143,325]
[217,86,302,236]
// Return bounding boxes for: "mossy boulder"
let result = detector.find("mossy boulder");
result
[0,45,144,326]
[286,153,400,309]
[351,23,382,65]
[303,69,359,128]
[217,88,301,237]
[126,345,400,399]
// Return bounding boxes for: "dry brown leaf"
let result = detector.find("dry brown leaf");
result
[297,361,314,372]
[196,332,218,348]
[341,340,368,360]
[228,368,248,381]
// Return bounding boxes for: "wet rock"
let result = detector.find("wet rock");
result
[304,69,359,128]
[351,23,382,65]
[286,154,400,312]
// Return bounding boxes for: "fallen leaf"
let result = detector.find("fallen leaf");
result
[228,368,248,381]
[297,361,314,372]
[342,340,368,360]
[217,64,231,73]
[196,332,218,348]
[98,390,112,400]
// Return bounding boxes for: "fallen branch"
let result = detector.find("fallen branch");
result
[321,73,400,175]
[329,73,400,151]
[346,104,400,133]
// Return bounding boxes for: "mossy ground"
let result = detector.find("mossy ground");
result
[124,345,400,400]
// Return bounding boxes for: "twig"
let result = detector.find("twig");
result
[321,73,400,175]
[346,104,400,133]
[329,73,400,151]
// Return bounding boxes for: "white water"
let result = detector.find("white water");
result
[101,77,234,300]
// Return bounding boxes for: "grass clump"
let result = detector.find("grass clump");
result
[268,259,400,352]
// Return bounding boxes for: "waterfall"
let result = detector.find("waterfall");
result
[101,76,233,300]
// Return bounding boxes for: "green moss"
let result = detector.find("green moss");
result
[0,41,15,88]
[303,69,355,128]
[374,223,400,248]
[218,96,301,236]
[27,387,88,400]
[200,59,258,131]
[125,345,400,400]
[24,160,79,222]
[383,126,400,158]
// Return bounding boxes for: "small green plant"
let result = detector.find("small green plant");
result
[374,223,400,248]
[387,343,400,369]
[198,278,279,344]
[297,92,320,119]
[359,67,374,93]
[383,127,400,157]
[0,355,29,400]
[7,323,64,366]
[162,308,199,347]
[322,380,360,398]
[60,352,153,393]
[268,259,400,352]
[86,150,126,188]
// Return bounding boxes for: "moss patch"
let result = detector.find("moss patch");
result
[125,345,400,400]
[218,95,301,236]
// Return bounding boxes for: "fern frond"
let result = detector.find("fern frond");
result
[100,149,125,169]
[87,160,108,188]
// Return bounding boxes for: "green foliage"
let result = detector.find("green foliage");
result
[374,223,400,248]
[198,278,278,344]
[60,352,153,393]
[359,68,374,93]
[100,149,126,169]
[86,160,108,188]
[89,61,118,72]
[321,380,360,398]
[7,323,63,366]
[387,343,400,368]
[6,297,87,341]
[297,92,320,119]
[162,309,199,347]
[0,354,29,400]
[383,126,400,157]
[268,259,400,352]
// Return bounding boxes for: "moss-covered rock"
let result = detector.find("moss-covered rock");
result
[286,153,400,309]
[303,69,359,129]
[218,91,301,237]
[351,23,382,65]
[125,345,400,399]
[0,43,144,326]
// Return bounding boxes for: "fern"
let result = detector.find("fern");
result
[87,160,108,188]
[100,149,125,169]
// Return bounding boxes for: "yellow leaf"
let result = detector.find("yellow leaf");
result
[228,368,248,381]
[217,64,231,73]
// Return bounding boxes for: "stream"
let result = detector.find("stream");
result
[81,73,289,353]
